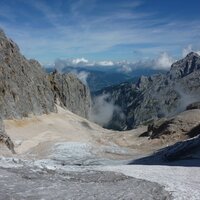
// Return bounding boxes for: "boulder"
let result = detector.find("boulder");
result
[0,119,15,154]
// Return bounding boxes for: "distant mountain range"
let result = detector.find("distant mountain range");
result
[46,66,166,92]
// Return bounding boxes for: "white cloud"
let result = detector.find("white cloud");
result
[53,58,116,70]
[182,45,193,57]
[54,58,90,71]
[72,58,89,65]
[96,61,114,66]
[50,46,200,73]
[118,65,132,73]
[72,70,90,86]
[89,93,123,126]
[154,52,174,70]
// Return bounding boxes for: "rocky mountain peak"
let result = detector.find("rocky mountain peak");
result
[0,29,20,58]
[0,28,6,39]
[169,52,200,79]
[185,51,199,59]
[98,52,200,130]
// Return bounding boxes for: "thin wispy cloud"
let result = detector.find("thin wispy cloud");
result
[0,0,200,64]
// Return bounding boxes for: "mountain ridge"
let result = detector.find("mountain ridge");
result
[95,52,200,130]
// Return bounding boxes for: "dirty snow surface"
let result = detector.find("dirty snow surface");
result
[0,165,171,200]
[0,106,200,200]
[99,165,200,200]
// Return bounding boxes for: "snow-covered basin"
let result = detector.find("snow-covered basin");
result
[3,107,200,199]
[48,142,134,165]
[96,164,200,200]
[0,156,200,200]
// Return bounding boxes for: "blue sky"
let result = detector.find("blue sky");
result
[0,0,200,65]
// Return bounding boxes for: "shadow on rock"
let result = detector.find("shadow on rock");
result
[129,134,200,167]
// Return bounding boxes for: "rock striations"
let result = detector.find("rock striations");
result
[0,29,55,119]
[49,70,91,118]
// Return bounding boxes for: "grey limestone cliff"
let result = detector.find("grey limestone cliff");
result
[48,70,91,118]
[0,29,91,120]
[0,29,55,119]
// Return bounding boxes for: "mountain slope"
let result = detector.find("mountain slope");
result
[95,52,200,130]
[0,29,55,119]
[0,29,91,120]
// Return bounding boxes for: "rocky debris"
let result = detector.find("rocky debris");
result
[147,110,200,139]
[186,101,200,110]
[97,52,200,130]
[0,120,15,154]
[48,70,91,118]
[0,166,172,200]
[144,118,167,138]
[0,29,55,119]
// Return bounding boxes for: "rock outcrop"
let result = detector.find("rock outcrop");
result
[49,70,91,118]
[0,29,91,120]
[147,110,200,139]
[96,52,200,130]
[0,119,15,153]
[169,52,200,79]
[0,29,55,119]
[186,101,200,110]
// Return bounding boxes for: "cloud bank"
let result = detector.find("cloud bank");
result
[154,52,174,70]
[89,93,122,127]
[52,52,174,72]
[48,46,200,74]
[72,70,90,86]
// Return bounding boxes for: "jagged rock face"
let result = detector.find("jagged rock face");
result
[0,29,91,120]
[0,30,55,119]
[49,71,91,118]
[97,52,200,130]
[0,119,15,153]
[169,52,200,79]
